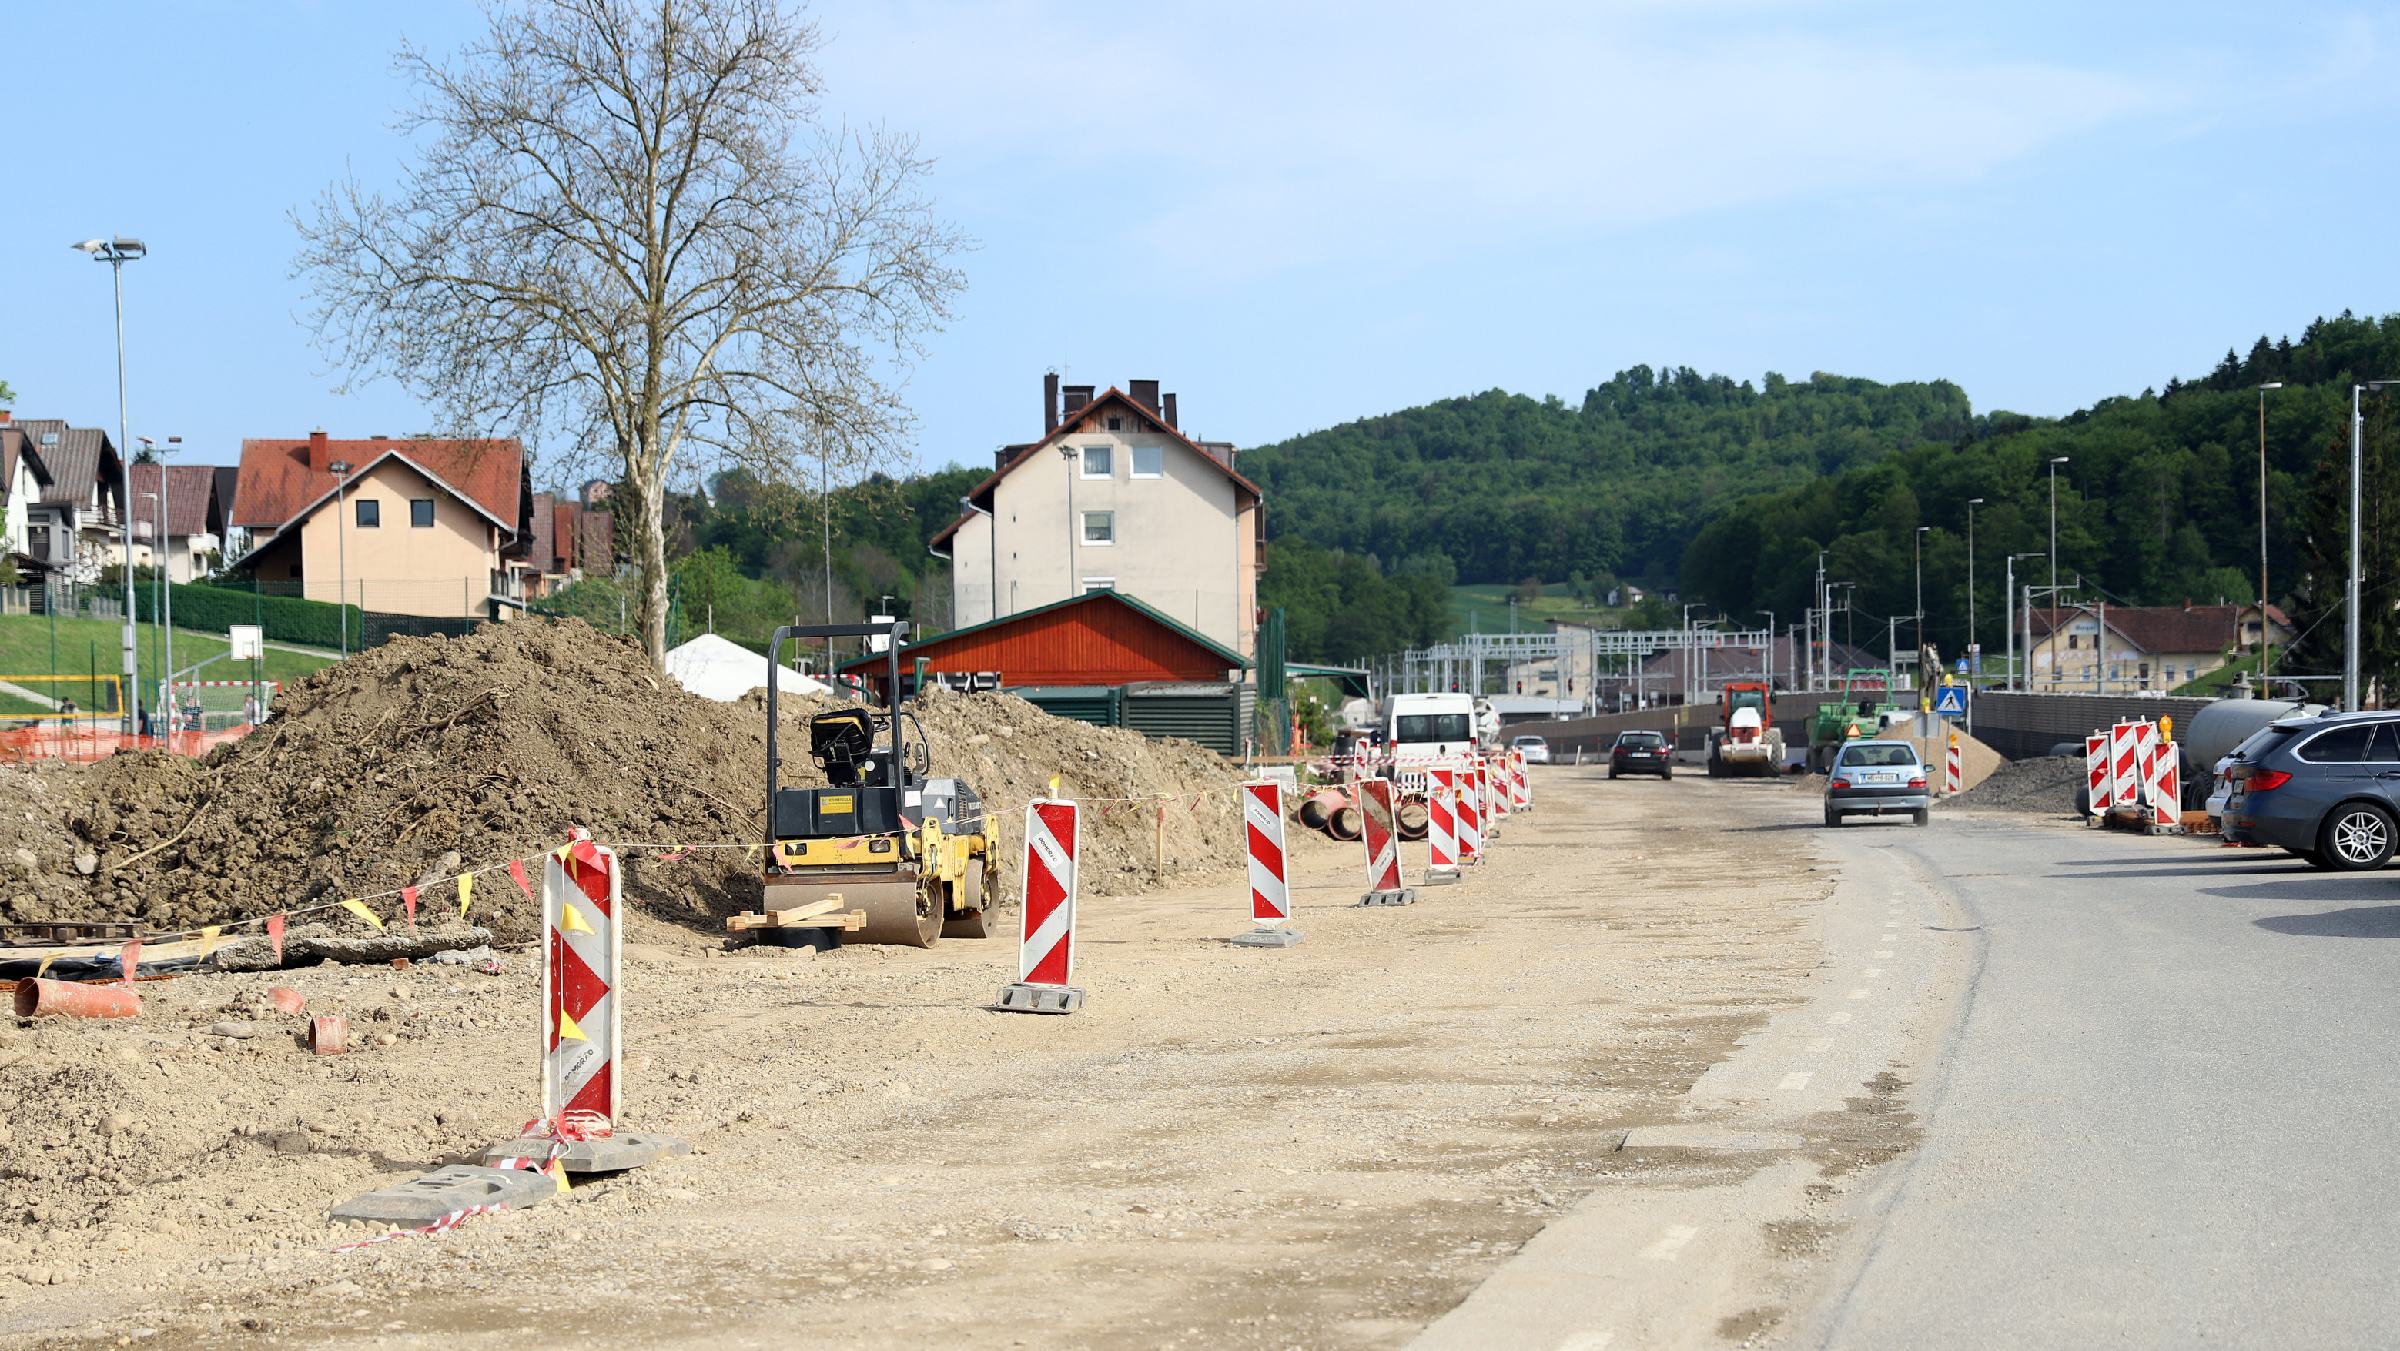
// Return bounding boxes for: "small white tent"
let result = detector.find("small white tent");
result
[664,633,828,702]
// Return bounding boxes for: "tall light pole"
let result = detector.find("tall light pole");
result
[2005,552,2042,691]
[1965,498,1984,677]
[73,236,145,735]
[1812,550,1828,691]
[2048,456,2070,594]
[1914,524,1931,676]
[1757,609,1776,689]
[139,491,159,730]
[2346,382,2400,709]
[137,435,181,709]
[328,458,352,660]
[2256,383,2282,684]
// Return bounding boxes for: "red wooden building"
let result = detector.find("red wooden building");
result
[840,591,1253,753]
[844,590,1246,690]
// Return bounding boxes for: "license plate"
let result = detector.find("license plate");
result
[1866,772,1897,785]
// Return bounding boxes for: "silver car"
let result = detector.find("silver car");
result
[1824,740,1930,828]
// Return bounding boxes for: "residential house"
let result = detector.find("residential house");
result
[0,415,55,585]
[228,431,534,619]
[7,417,124,585]
[521,490,616,598]
[2026,603,2295,693]
[127,462,225,583]
[932,376,1263,659]
[212,466,246,563]
[1507,623,1880,709]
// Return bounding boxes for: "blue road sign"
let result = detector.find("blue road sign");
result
[1933,684,1968,717]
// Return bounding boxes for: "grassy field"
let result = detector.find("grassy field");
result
[1444,583,1627,640]
[0,614,335,716]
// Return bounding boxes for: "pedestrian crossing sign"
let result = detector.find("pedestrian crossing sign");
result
[1933,684,1968,717]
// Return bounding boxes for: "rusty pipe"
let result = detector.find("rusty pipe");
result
[13,978,141,1019]
[1327,805,1364,841]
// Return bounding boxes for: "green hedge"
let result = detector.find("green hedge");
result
[135,582,361,650]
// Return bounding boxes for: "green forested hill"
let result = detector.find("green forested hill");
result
[1239,367,1975,589]
[1677,312,2400,676]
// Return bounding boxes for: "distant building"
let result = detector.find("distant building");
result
[523,490,616,598]
[228,431,534,619]
[6,416,125,585]
[126,462,226,583]
[931,375,1263,659]
[2026,603,2294,693]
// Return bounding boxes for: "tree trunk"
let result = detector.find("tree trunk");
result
[623,447,671,670]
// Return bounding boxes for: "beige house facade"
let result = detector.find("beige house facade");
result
[230,433,532,619]
[2027,603,2295,694]
[936,379,1262,659]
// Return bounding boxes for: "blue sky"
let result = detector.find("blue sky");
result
[5,1,2395,485]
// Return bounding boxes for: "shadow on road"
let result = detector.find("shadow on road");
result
[2196,876,2390,902]
[2252,906,2400,938]
[2061,864,2320,880]
[2054,853,2290,867]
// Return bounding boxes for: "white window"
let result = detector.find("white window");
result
[1081,445,1112,478]
[1082,511,1114,544]
[1131,444,1163,478]
[1081,576,1116,593]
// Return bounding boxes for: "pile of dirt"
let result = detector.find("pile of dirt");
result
[1945,753,2084,815]
[0,619,1246,942]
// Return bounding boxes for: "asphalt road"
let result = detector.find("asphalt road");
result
[1809,817,2400,1349]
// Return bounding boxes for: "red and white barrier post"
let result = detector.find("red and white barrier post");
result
[1942,728,1963,796]
[485,829,687,1174]
[2110,721,2143,819]
[1424,766,1463,886]
[998,800,1085,1012]
[1230,780,1303,948]
[2085,733,2111,820]
[1456,760,1485,865]
[1509,748,1531,813]
[2144,733,2183,833]
[1356,777,1418,906]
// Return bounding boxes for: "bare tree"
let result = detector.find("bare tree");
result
[295,0,964,664]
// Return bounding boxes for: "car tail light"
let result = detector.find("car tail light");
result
[1830,778,1850,789]
[1909,776,1927,789]
[2248,769,2293,792]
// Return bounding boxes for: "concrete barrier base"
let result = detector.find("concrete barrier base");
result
[996,983,1084,1014]
[1227,926,1303,948]
[1358,888,1419,907]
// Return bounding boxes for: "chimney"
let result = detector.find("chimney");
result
[1043,371,1060,432]
[0,410,11,425]
[1129,378,1161,414]
[307,428,331,471]
[995,446,1013,469]
[1062,384,1094,421]
[1161,392,1178,429]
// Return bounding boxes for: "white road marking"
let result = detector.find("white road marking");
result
[1778,1071,1814,1091]
[1847,988,1871,1000]
[1829,1011,1853,1025]
[1808,1036,1834,1053]
[1640,1225,1700,1262]
[1555,1334,1615,1351]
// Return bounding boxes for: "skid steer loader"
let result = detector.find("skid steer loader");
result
[762,621,999,947]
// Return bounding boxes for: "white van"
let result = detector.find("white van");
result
[1387,692,1479,765]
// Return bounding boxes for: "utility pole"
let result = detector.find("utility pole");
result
[1812,550,1827,692]
[1965,498,1983,679]
[73,236,146,736]
[2257,383,2283,686]
[2049,456,2070,594]
[2345,382,2399,710]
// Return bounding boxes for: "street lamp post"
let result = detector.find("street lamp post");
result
[1914,524,1931,677]
[137,435,181,712]
[2256,383,2283,686]
[139,491,159,731]
[72,235,145,734]
[2347,383,2400,709]
[328,459,352,660]
[2048,456,2070,595]
[1965,498,1984,678]
[2005,553,2042,692]
[1758,609,1775,690]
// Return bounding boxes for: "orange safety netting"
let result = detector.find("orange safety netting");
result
[0,722,255,764]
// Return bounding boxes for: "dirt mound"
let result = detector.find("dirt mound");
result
[0,619,1245,942]
[1946,753,2083,815]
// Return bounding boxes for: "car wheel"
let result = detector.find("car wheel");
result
[1912,808,1930,827]
[1608,768,1620,780]
[2295,848,2333,869]
[2318,803,2397,870]
[1823,807,1841,828]
[1662,768,1673,779]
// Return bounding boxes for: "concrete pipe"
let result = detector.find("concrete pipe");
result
[1298,790,1348,831]
[13,978,141,1019]
[1328,805,1364,841]
[1396,799,1430,841]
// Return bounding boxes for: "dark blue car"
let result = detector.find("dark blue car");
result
[2221,711,2400,869]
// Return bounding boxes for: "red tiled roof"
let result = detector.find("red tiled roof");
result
[930,387,1258,549]
[129,463,221,539]
[231,436,525,533]
[2028,604,2276,655]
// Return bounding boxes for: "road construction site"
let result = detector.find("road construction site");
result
[6,620,2396,1348]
